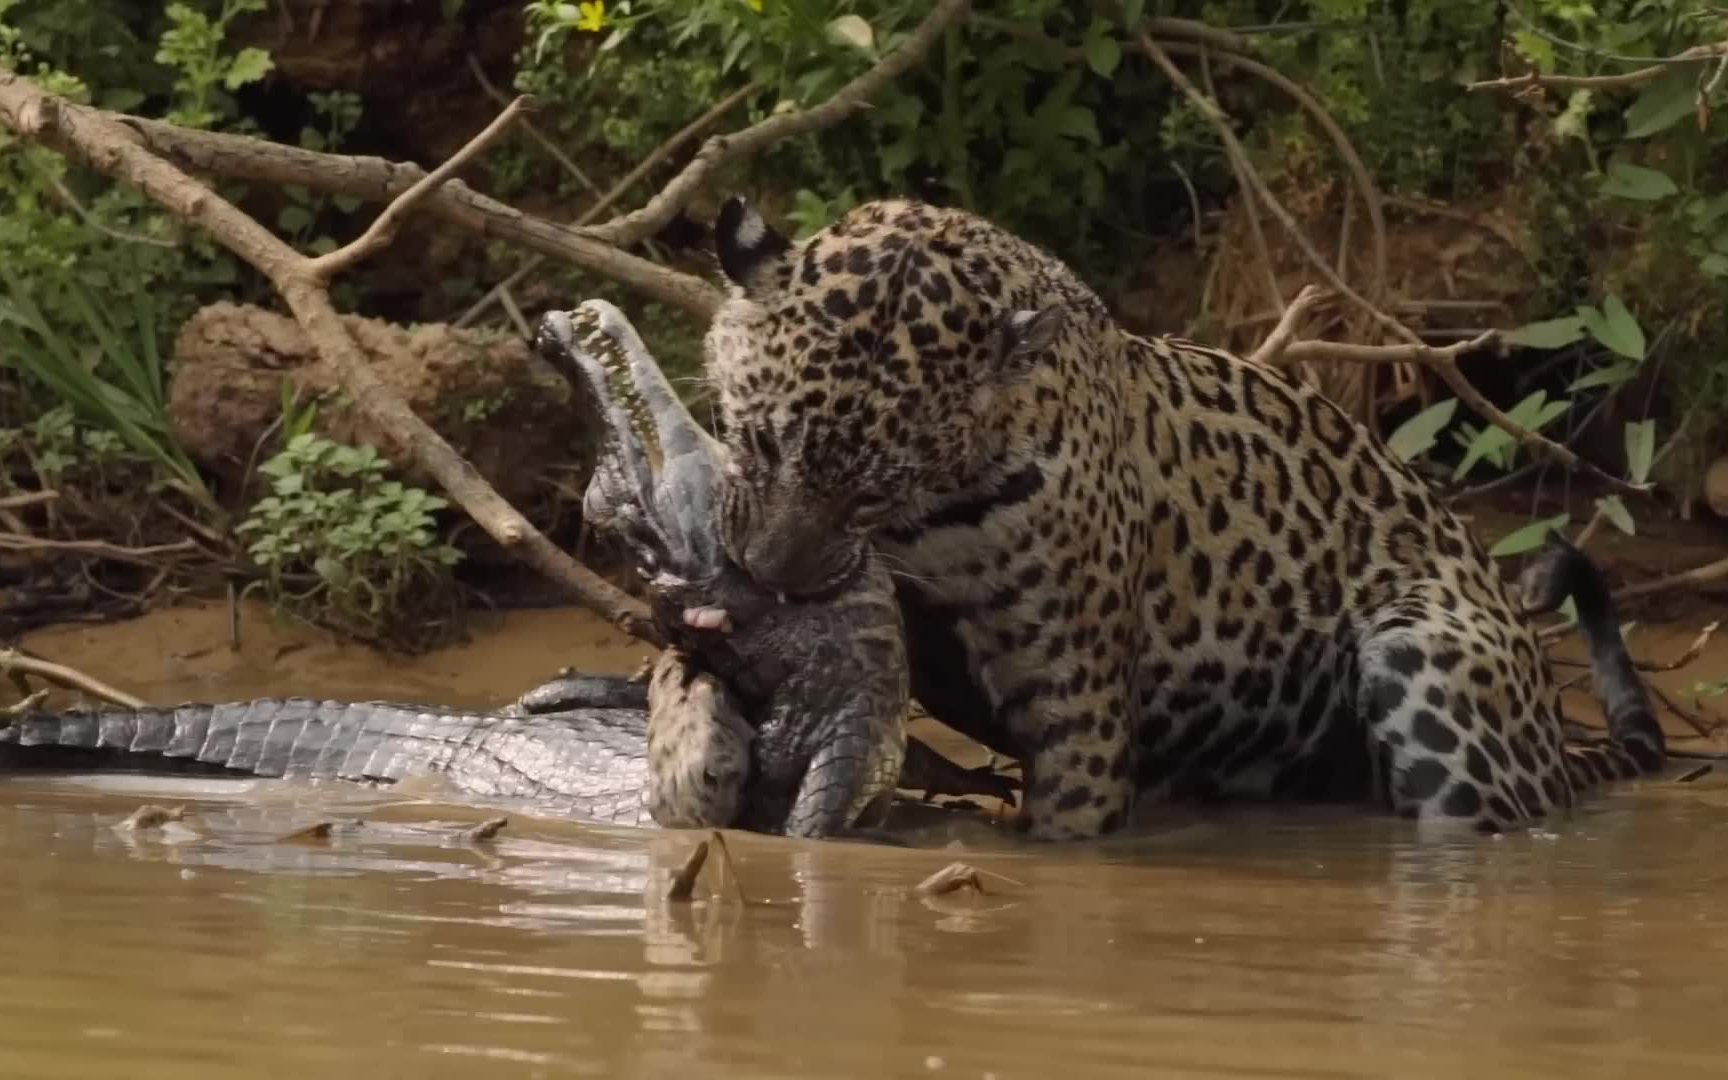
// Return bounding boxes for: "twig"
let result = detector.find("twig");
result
[1247,285,1328,366]
[31,159,179,248]
[1203,50,1282,313]
[1651,682,1716,739]
[466,54,603,199]
[1615,555,1728,602]
[1505,6,1719,66]
[456,79,762,329]
[1544,621,1719,670]
[1167,159,1204,253]
[970,15,1388,298]
[308,96,532,281]
[0,490,57,511]
[0,72,663,647]
[1469,41,1728,92]
[0,647,145,708]
[0,533,197,566]
[1278,329,1499,367]
[574,0,971,249]
[1135,31,1652,500]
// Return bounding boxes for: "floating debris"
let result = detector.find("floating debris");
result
[462,816,510,843]
[115,804,186,832]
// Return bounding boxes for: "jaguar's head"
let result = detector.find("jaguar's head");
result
[704,196,1065,598]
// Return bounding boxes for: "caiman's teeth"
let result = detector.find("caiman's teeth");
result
[777,591,788,605]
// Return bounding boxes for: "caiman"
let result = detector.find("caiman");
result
[0,302,1016,837]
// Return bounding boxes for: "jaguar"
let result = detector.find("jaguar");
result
[699,195,1665,841]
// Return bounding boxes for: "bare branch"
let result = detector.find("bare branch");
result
[466,53,604,199]
[1615,555,1728,603]
[0,70,661,646]
[103,106,722,318]
[0,490,58,512]
[575,0,971,249]
[0,647,145,709]
[0,533,197,566]
[1248,285,1328,366]
[309,95,532,281]
[1469,41,1728,93]
[457,79,762,329]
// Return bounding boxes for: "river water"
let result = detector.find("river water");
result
[6,601,1728,1079]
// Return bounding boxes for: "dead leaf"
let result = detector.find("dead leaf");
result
[462,816,510,843]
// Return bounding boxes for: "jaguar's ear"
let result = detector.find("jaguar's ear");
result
[996,305,1066,378]
[715,196,791,289]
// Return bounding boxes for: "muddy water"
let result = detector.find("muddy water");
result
[8,601,1728,1079]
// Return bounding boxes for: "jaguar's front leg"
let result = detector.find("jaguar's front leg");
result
[1010,684,1136,840]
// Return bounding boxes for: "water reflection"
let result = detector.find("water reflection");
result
[4,772,1728,1078]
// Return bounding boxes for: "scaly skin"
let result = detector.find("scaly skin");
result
[537,300,1002,836]
[0,699,664,825]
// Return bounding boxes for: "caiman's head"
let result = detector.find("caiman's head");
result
[534,301,727,589]
[702,196,1067,599]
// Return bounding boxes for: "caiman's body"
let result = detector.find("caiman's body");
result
[0,698,664,825]
[0,302,1014,836]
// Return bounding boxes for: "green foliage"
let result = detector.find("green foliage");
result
[236,433,465,651]
[0,268,214,512]
[154,0,272,129]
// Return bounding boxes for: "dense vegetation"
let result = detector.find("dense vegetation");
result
[1,0,1724,649]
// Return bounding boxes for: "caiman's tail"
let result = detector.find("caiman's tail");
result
[1,699,489,782]
[1521,533,1665,783]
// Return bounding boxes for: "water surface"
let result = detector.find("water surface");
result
[7,601,1728,1078]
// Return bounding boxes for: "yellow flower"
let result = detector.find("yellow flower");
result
[745,0,763,11]
[576,0,605,32]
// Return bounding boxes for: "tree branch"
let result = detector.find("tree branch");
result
[1468,41,1728,93]
[0,647,145,709]
[1247,285,1328,366]
[574,0,971,249]
[0,71,663,647]
[103,106,722,319]
[309,95,533,281]
[457,79,762,329]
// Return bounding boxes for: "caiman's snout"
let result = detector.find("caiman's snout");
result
[533,310,575,359]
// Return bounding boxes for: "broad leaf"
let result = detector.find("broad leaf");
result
[1624,419,1656,484]
[1578,295,1645,359]
[826,15,874,52]
[1489,513,1571,558]
[1085,33,1122,78]
[1387,398,1458,463]
[1569,362,1639,392]
[1623,63,1704,137]
[1503,316,1585,350]
[1596,494,1636,536]
[1601,161,1678,201]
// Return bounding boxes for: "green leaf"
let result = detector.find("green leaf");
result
[1569,362,1639,392]
[1122,0,1146,26]
[825,15,874,53]
[1624,419,1656,484]
[277,205,314,234]
[1503,316,1585,350]
[1623,63,1704,138]
[1601,161,1678,201]
[1489,513,1571,558]
[1578,295,1645,359]
[223,47,275,91]
[1701,253,1728,278]
[1387,398,1457,463]
[331,194,363,214]
[1084,33,1121,78]
[1595,494,1635,536]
